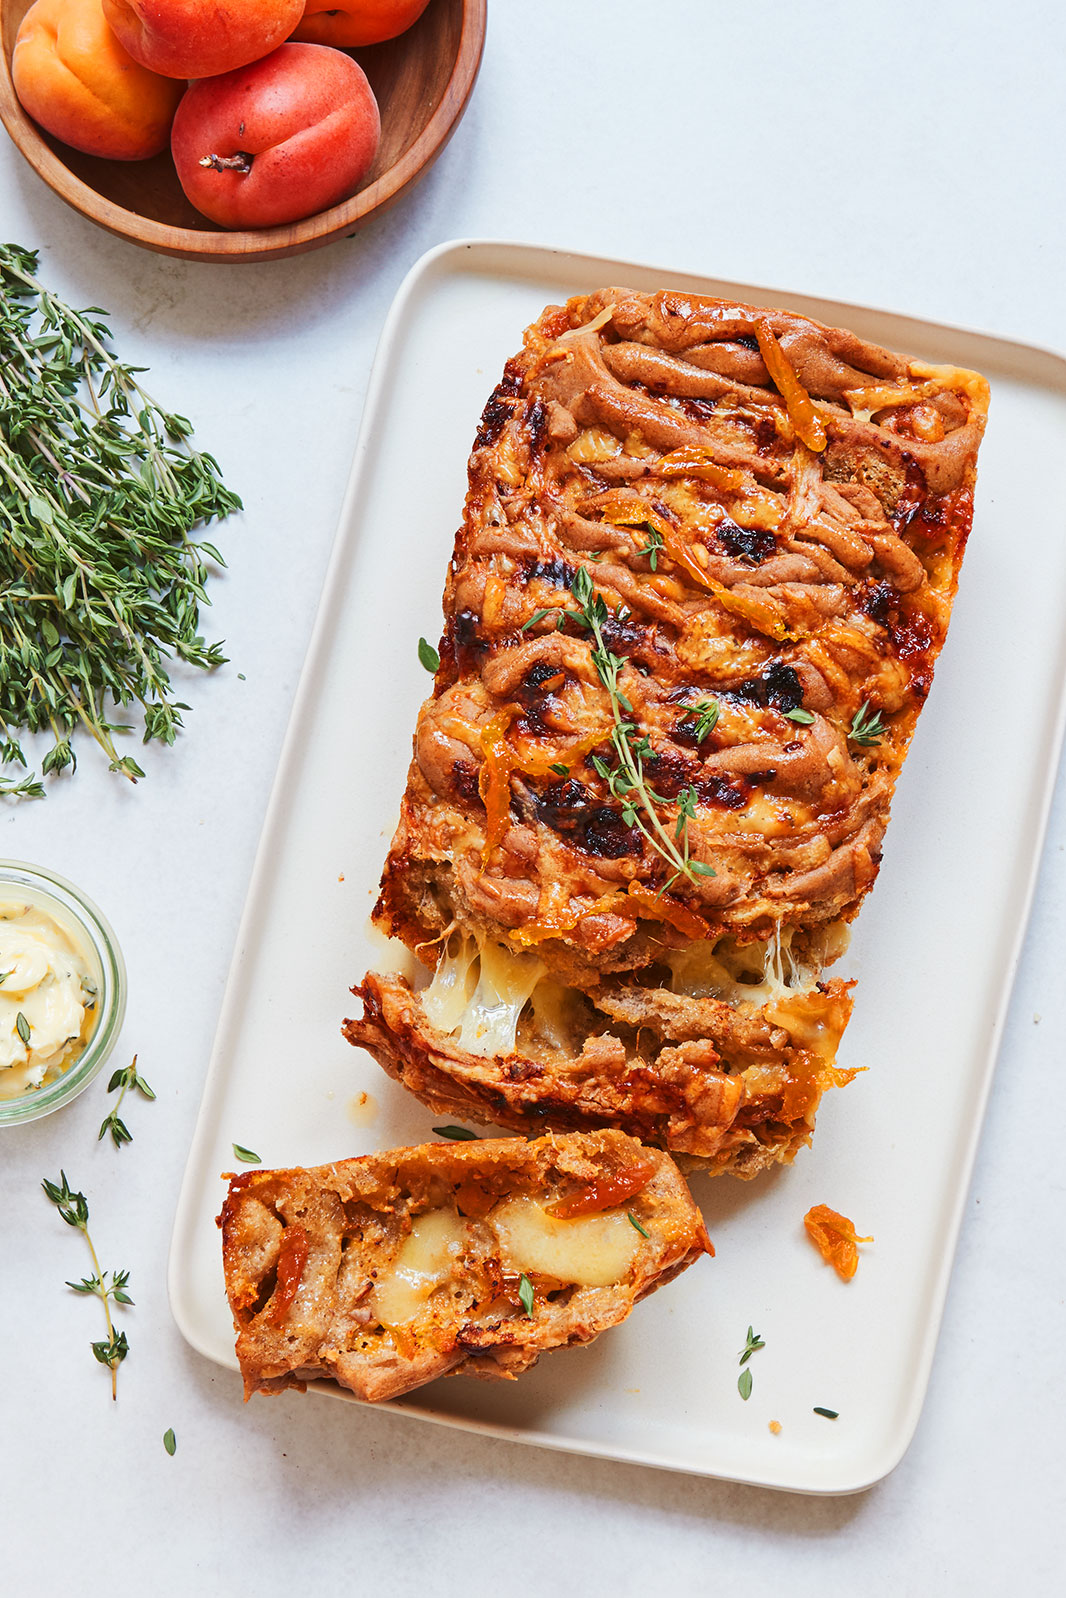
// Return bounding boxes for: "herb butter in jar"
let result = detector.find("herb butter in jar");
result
[0,862,126,1126]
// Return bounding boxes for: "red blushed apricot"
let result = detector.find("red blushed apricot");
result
[291,0,431,48]
[12,0,183,161]
[170,43,381,229]
[102,0,304,80]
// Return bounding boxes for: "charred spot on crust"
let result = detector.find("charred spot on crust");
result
[475,365,523,448]
[514,660,569,734]
[598,611,648,659]
[533,778,640,859]
[858,578,900,628]
[716,519,776,564]
[699,774,752,810]
[445,608,490,676]
[451,760,481,805]
[643,747,695,799]
[523,556,577,592]
[730,660,803,713]
[525,398,548,451]
[522,658,568,695]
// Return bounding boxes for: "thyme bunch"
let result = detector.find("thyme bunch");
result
[560,566,714,889]
[0,244,241,796]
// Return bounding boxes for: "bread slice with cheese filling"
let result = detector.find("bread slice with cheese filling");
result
[219,1129,711,1402]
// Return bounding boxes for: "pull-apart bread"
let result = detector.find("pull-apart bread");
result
[346,289,989,1177]
[220,1130,710,1401]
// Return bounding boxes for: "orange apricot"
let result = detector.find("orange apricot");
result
[12,0,183,161]
[102,0,304,81]
[291,0,432,48]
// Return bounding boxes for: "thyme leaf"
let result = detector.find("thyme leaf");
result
[627,1211,650,1238]
[163,1428,177,1455]
[15,1009,30,1044]
[417,636,440,673]
[0,245,241,797]
[739,1324,766,1366]
[432,1125,479,1140]
[518,1273,535,1316]
[813,1407,839,1419]
[520,608,553,632]
[633,523,664,570]
[682,699,720,742]
[738,1368,753,1401]
[849,700,886,747]
[91,1329,129,1370]
[231,1144,261,1164]
[785,707,815,725]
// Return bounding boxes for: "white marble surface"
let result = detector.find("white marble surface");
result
[3,1,1064,1591]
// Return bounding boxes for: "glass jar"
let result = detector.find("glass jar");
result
[0,860,127,1126]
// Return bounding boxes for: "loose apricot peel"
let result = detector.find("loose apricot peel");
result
[803,1204,872,1281]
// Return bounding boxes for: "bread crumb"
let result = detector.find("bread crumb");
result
[769,1420,782,1435]
[1034,1013,1041,1023]
[338,874,345,882]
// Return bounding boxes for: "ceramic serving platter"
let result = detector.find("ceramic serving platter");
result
[169,239,1066,1493]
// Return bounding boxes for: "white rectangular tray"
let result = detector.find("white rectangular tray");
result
[169,239,1066,1494]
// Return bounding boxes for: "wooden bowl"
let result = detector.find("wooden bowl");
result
[0,0,485,262]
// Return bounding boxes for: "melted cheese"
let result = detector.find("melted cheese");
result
[527,979,584,1051]
[369,1208,468,1328]
[668,926,821,1008]
[422,934,545,1057]
[567,427,623,464]
[490,1197,641,1287]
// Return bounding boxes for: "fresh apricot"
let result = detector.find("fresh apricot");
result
[12,0,183,161]
[170,43,381,229]
[291,0,431,48]
[102,0,304,80]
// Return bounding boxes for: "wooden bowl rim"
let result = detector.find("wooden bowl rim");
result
[0,0,486,262]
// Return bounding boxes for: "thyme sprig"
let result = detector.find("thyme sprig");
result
[632,523,664,570]
[737,1324,765,1401]
[682,698,720,742]
[0,243,241,796]
[42,1171,130,1398]
[849,700,886,747]
[98,1053,155,1148]
[560,566,714,888]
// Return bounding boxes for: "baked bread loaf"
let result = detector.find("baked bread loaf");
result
[219,1129,710,1401]
[345,288,988,1175]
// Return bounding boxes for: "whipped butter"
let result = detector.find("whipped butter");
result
[0,903,97,1099]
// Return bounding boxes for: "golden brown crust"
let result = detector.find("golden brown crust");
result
[347,288,986,1169]
[219,1131,710,1401]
